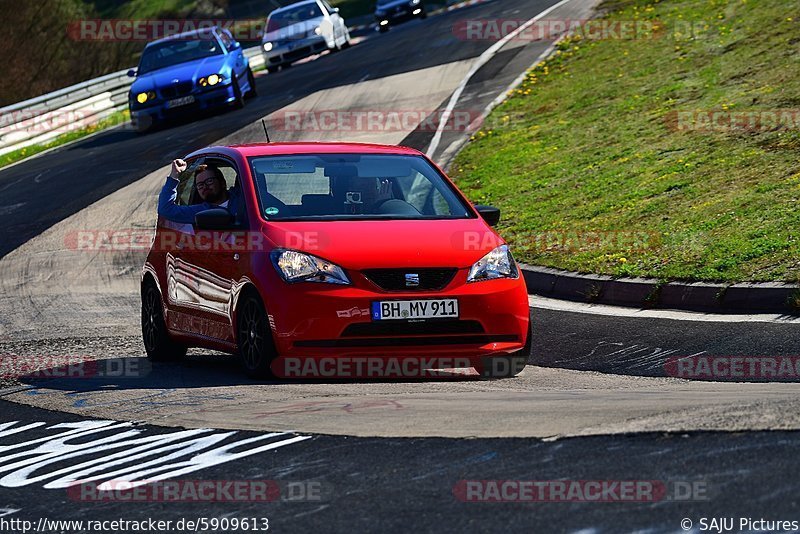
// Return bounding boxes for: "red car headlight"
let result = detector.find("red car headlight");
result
[271,249,350,285]
[467,245,519,283]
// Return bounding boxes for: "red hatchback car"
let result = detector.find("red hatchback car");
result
[141,142,530,378]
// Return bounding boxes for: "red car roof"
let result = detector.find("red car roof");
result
[207,142,424,157]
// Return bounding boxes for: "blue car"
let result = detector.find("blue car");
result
[127,26,257,132]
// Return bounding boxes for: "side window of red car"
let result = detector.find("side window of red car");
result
[175,157,240,210]
[175,158,203,206]
[204,157,248,226]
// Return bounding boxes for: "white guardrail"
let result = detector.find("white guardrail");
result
[0,46,264,157]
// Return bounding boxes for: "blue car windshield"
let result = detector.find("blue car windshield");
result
[138,37,223,74]
[249,154,474,221]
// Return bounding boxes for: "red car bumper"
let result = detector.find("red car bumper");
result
[259,268,529,363]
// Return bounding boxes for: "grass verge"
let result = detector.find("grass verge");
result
[450,0,800,283]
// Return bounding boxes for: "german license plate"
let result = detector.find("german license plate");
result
[166,95,195,108]
[371,299,458,321]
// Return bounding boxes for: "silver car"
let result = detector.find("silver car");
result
[261,0,351,72]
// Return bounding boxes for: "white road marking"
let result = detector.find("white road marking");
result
[426,0,578,157]
[0,420,311,490]
[437,39,561,166]
[529,294,800,324]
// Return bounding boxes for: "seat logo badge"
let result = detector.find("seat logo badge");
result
[405,273,420,287]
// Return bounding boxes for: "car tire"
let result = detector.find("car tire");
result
[245,67,257,98]
[267,66,279,74]
[378,25,389,33]
[474,321,531,379]
[141,280,186,361]
[237,292,277,378]
[232,76,245,109]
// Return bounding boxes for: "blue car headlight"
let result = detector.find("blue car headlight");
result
[133,91,156,104]
[199,74,224,87]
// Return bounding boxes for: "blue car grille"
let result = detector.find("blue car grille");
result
[160,81,194,99]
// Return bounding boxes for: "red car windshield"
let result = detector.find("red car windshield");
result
[249,154,473,221]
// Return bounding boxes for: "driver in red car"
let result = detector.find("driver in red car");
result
[157,158,241,223]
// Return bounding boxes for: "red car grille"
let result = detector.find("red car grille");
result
[293,334,518,348]
[341,320,484,337]
[362,268,457,291]
[291,320,520,347]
